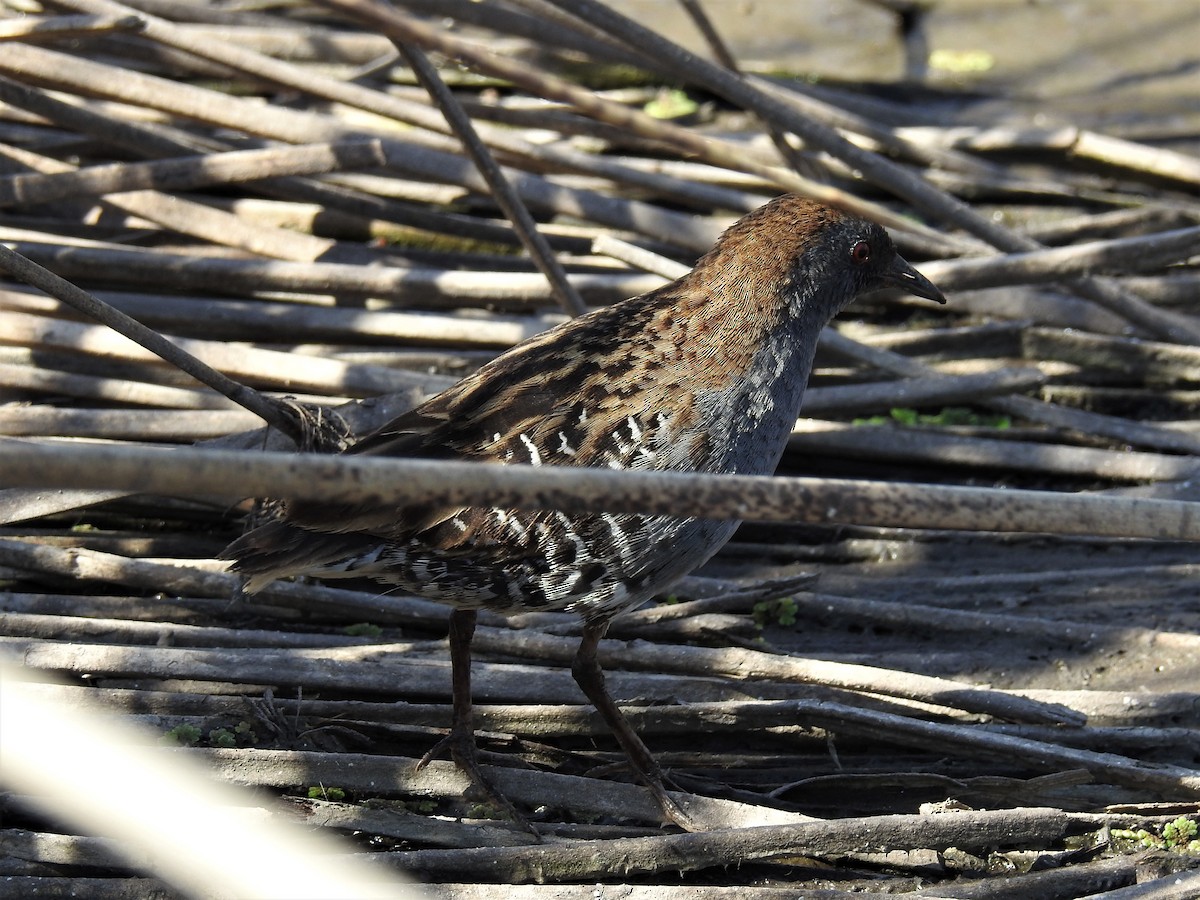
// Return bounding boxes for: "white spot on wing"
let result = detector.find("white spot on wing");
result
[602,514,633,564]
[519,432,542,466]
[554,511,587,571]
[492,509,527,540]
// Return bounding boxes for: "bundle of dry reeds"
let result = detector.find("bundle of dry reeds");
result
[2,1,1199,897]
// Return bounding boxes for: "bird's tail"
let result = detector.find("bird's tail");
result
[219,519,386,594]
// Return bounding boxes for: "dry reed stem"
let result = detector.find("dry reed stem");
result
[3,441,1199,541]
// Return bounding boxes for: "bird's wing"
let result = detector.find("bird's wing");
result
[281,365,577,540]
[250,284,698,557]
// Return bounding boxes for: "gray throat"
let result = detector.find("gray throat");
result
[697,315,821,476]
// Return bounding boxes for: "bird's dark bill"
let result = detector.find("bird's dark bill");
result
[880,255,946,304]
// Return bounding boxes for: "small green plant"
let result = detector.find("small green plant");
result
[644,88,698,120]
[307,785,346,802]
[929,49,996,74]
[342,622,383,637]
[752,596,798,628]
[1164,817,1199,848]
[467,802,505,820]
[853,407,1011,429]
[1113,817,1200,853]
[161,724,202,746]
[401,799,438,814]
[197,721,259,748]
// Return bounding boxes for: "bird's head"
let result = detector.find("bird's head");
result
[694,195,945,326]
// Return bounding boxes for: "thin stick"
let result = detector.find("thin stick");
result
[4,241,661,308]
[931,124,1200,189]
[376,805,1102,881]
[0,74,574,252]
[921,226,1200,292]
[0,140,389,208]
[821,326,1200,454]
[0,309,435,398]
[800,367,1045,416]
[0,360,234,410]
[0,283,552,354]
[0,245,299,439]
[0,407,260,441]
[0,12,144,41]
[675,0,822,180]
[539,0,1200,345]
[1024,326,1200,382]
[786,591,1200,653]
[788,421,1196,483]
[0,142,345,264]
[192,747,789,831]
[39,0,756,251]
[0,43,717,251]
[1,440,1198,541]
[389,40,587,317]
[299,0,964,250]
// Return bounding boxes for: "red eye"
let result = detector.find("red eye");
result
[851,240,871,264]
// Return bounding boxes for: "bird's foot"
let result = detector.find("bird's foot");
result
[416,726,540,839]
[640,766,702,832]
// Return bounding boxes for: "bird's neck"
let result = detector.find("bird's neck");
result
[693,304,826,476]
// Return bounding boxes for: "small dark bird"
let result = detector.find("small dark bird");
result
[221,195,945,829]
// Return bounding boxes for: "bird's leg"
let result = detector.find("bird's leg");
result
[415,608,536,835]
[414,608,478,772]
[572,620,699,831]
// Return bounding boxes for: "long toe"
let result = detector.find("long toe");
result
[644,772,702,833]
[415,728,541,839]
